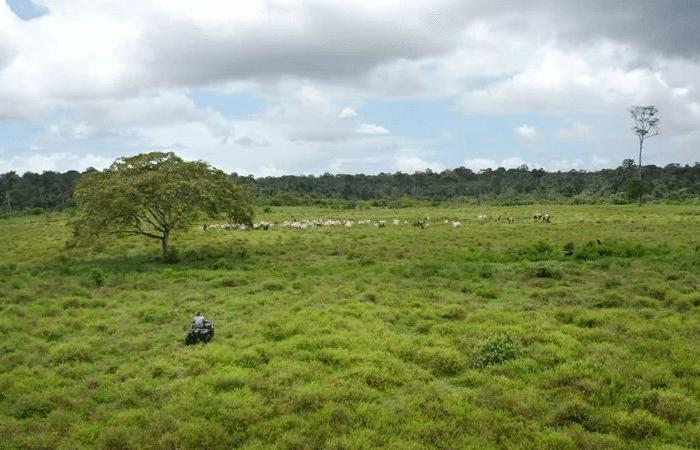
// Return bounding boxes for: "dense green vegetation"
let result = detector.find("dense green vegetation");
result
[2,160,700,213]
[1,204,698,449]
[235,160,700,204]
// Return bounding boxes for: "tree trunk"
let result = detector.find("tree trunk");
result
[161,231,170,260]
[638,138,643,207]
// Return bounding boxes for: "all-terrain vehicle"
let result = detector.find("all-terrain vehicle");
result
[185,314,214,345]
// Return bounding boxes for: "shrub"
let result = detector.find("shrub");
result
[550,399,593,427]
[574,240,663,260]
[616,409,664,439]
[639,390,699,423]
[544,360,603,394]
[594,292,625,308]
[98,426,137,450]
[422,347,465,374]
[574,313,602,328]
[221,277,245,287]
[472,335,524,368]
[362,292,378,303]
[442,306,466,320]
[533,240,555,255]
[531,265,563,279]
[89,268,105,287]
[50,343,94,364]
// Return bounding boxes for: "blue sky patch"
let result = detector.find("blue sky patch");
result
[5,0,48,20]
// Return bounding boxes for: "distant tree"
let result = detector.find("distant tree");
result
[621,159,636,171]
[72,152,254,260]
[630,105,661,206]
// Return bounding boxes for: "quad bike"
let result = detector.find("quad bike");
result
[185,322,214,345]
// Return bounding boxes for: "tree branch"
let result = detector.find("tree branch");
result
[137,211,165,232]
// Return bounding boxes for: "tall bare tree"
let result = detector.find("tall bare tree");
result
[630,105,660,206]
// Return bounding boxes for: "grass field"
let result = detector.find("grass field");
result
[1,204,699,449]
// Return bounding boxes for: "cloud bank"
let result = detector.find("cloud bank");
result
[0,0,698,174]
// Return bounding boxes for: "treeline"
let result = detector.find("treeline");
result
[1,160,699,213]
[233,160,700,206]
[0,170,85,213]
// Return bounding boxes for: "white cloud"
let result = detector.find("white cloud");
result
[394,153,445,173]
[337,107,358,118]
[356,123,389,135]
[501,156,528,168]
[0,152,111,173]
[591,155,610,167]
[262,84,359,142]
[515,124,537,139]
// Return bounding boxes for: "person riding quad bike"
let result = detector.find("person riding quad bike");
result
[185,311,214,345]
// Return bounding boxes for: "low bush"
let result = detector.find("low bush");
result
[616,409,664,439]
[550,398,593,428]
[531,265,563,279]
[472,335,524,368]
[574,240,668,260]
[88,268,104,287]
[421,347,465,374]
[50,343,94,364]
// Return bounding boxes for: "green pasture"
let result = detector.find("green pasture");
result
[0,204,699,449]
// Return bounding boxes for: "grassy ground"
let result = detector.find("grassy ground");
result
[1,204,699,449]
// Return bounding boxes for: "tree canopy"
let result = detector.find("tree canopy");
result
[71,152,253,260]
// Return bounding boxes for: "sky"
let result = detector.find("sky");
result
[0,0,699,176]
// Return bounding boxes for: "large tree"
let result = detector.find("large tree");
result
[72,152,254,260]
[630,105,661,206]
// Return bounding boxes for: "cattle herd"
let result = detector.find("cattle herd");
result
[200,212,553,231]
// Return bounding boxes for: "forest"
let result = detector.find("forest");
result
[1,159,699,213]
